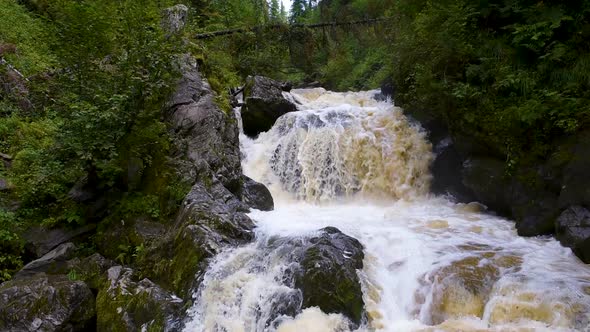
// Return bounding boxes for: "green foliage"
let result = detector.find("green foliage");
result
[0,209,23,282]
[385,0,590,164]
[1,0,183,230]
[0,0,56,75]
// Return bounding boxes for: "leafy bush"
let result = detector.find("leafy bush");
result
[0,209,23,282]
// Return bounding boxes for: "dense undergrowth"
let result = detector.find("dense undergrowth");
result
[0,0,188,281]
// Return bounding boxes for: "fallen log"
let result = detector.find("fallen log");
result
[194,18,390,40]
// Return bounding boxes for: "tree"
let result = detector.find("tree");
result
[269,0,280,22]
[279,1,288,22]
[290,0,306,23]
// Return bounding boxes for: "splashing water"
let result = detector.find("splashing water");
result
[183,88,590,332]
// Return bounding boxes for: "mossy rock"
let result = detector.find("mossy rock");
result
[0,274,96,331]
[96,266,183,332]
[293,227,366,327]
[136,182,255,299]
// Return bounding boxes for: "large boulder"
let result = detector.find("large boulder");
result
[0,274,96,331]
[241,175,274,211]
[241,75,298,137]
[555,206,590,263]
[293,227,366,327]
[138,179,255,299]
[15,242,76,279]
[22,224,95,259]
[239,227,366,328]
[96,266,183,332]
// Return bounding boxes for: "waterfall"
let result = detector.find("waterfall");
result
[241,88,432,202]
[183,88,590,332]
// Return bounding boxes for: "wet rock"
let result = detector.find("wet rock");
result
[0,274,95,331]
[555,206,590,263]
[559,131,590,209]
[23,224,95,259]
[96,266,183,332]
[431,140,476,202]
[241,175,274,211]
[167,54,243,194]
[379,77,395,100]
[461,158,511,216]
[15,242,76,279]
[511,186,559,237]
[241,75,298,137]
[293,227,365,327]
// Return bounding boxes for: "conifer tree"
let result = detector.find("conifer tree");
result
[290,0,306,23]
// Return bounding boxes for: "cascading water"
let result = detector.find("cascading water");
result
[183,88,590,331]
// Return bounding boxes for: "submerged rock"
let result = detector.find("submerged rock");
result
[96,266,183,332]
[0,274,95,331]
[241,175,274,211]
[555,206,590,263]
[424,251,523,324]
[241,75,298,137]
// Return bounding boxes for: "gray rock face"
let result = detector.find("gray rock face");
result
[97,266,183,332]
[167,54,243,195]
[23,224,95,258]
[15,242,76,279]
[556,206,590,263]
[0,274,95,331]
[241,75,298,137]
[175,180,255,242]
[241,175,274,211]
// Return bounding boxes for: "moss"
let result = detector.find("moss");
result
[96,278,168,332]
[96,287,130,332]
[144,230,205,300]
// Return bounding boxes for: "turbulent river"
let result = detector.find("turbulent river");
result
[183,89,590,331]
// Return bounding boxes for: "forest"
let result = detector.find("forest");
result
[1,0,589,286]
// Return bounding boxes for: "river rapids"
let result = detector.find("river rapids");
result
[183,88,590,331]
